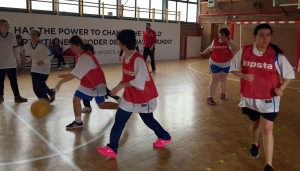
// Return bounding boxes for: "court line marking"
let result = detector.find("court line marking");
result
[0,101,114,168]
[188,61,300,90]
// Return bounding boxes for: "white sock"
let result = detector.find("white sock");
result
[75,117,82,123]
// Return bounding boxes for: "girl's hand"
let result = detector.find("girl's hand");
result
[110,84,123,96]
[275,88,283,96]
[242,74,255,82]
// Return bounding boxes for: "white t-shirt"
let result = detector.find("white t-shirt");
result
[0,32,20,69]
[230,43,295,113]
[25,42,53,75]
[118,51,157,113]
[71,53,106,97]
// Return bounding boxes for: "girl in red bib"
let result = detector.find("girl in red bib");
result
[230,24,294,171]
[55,35,118,130]
[200,28,237,105]
[97,29,171,159]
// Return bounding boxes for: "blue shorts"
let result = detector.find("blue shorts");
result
[210,64,230,73]
[74,90,105,104]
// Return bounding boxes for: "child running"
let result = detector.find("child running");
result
[97,29,172,159]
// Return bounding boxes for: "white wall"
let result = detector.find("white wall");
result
[0,12,180,64]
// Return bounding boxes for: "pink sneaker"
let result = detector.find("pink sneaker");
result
[207,97,216,105]
[96,146,117,159]
[153,138,172,148]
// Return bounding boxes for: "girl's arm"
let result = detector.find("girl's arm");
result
[55,73,76,92]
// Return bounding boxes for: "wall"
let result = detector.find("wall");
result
[0,11,181,64]
[180,24,199,59]
[199,0,300,65]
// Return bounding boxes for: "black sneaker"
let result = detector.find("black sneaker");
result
[264,164,273,171]
[49,89,56,103]
[250,144,259,158]
[14,96,28,103]
[0,96,3,103]
[66,121,83,130]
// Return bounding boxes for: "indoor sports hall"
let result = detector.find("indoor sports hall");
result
[0,0,299,170]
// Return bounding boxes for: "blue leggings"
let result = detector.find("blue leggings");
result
[107,107,171,153]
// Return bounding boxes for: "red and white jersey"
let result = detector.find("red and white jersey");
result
[71,51,106,96]
[210,38,233,63]
[240,45,280,99]
[79,51,106,88]
[122,51,158,103]
[230,43,295,113]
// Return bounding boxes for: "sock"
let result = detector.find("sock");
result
[75,117,82,123]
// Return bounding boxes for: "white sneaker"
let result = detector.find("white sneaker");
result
[57,67,63,71]
[82,107,92,113]
[62,64,70,68]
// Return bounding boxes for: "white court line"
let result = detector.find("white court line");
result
[188,61,300,90]
[0,102,114,168]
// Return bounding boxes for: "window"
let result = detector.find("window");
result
[168,0,198,22]
[137,0,150,19]
[168,1,176,21]
[187,3,197,22]
[83,0,99,15]
[151,0,162,20]
[0,0,26,9]
[32,0,53,11]
[101,0,117,16]
[59,0,79,13]
[177,2,187,21]
[122,0,135,18]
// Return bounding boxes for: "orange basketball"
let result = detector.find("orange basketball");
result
[30,99,50,118]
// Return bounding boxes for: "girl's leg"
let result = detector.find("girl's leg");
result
[208,73,220,98]
[251,119,260,146]
[139,112,171,140]
[219,72,229,95]
[73,96,82,118]
[260,117,274,166]
[107,108,132,153]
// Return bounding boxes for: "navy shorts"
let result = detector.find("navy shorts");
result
[210,64,230,73]
[242,107,278,122]
[74,90,105,104]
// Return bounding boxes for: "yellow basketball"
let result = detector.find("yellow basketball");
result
[30,99,50,118]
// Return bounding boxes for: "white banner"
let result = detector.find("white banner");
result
[0,12,180,64]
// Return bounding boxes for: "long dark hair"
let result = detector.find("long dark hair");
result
[253,24,283,54]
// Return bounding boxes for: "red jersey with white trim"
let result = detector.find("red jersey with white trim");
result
[122,51,158,103]
[79,51,106,88]
[210,38,233,63]
[240,45,280,99]
[143,29,156,48]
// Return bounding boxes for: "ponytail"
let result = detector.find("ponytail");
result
[269,43,283,54]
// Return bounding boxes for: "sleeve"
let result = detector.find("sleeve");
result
[229,48,243,72]
[276,54,295,79]
[71,54,97,79]
[12,36,20,61]
[129,58,150,90]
